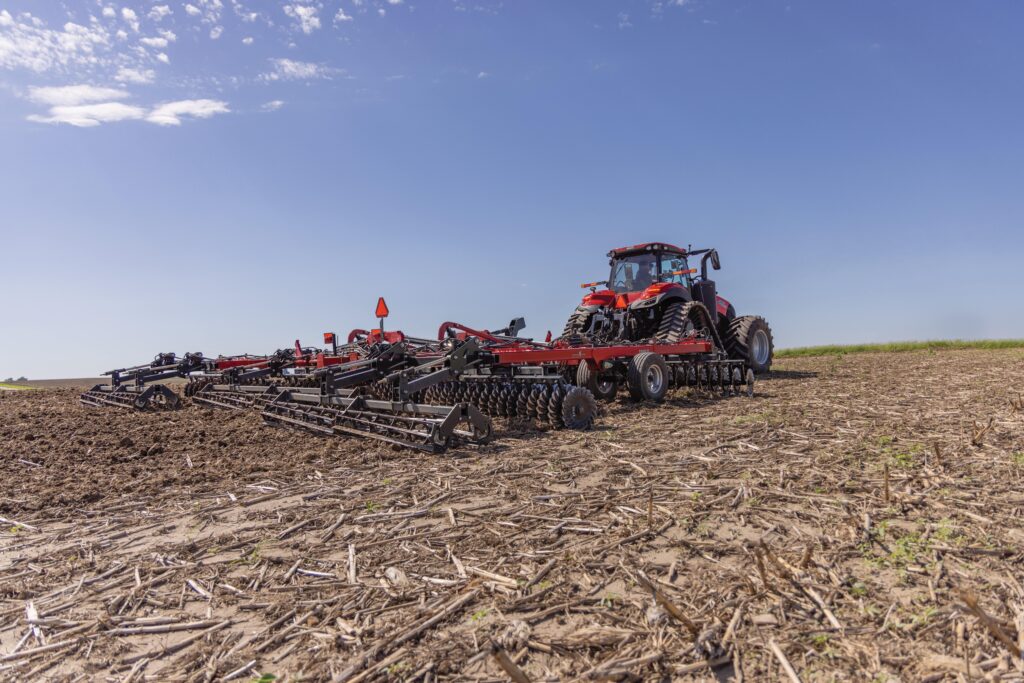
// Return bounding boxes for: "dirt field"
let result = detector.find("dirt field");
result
[2,349,1024,682]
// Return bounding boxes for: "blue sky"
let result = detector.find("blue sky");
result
[1,0,1022,378]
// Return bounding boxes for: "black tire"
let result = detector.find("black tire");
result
[626,352,670,402]
[560,307,591,339]
[655,300,709,343]
[561,386,598,430]
[576,362,618,402]
[724,316,774,373]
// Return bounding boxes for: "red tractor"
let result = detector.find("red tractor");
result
[562,242,774,373]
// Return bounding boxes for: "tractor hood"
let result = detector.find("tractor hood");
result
[581,289,648,309]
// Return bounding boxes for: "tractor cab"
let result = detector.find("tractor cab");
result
[607,243,692,294]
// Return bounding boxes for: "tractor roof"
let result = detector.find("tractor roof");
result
[607,242,687,258]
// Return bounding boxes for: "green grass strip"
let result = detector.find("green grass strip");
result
[0,383,34,390]
[776,339,1024,358]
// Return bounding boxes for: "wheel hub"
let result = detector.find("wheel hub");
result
[645,364,664,394]
[752,329,770,365]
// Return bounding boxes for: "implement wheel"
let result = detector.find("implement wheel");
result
[626,352,670,402]
[576,362,617,402]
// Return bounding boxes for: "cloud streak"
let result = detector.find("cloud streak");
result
[262,57,336,81]
[24,85,230,128]
[147,99,230,125]
[27,84,129,106]
[28,102,146,127]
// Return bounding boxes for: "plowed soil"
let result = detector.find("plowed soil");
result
[2,349,1024,682]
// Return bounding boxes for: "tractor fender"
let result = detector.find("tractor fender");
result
[627,289,691,311]
[581,290,616,307]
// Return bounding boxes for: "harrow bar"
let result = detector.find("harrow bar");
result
[194,383,492,453]
[191,384,278,410]
[80,352,206,411]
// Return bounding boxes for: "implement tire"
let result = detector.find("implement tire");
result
[576,362,618,402]
[626,351,670,402]
[724,316,774,373]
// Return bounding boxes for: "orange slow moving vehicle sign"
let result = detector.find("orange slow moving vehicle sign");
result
[375,297,390,319]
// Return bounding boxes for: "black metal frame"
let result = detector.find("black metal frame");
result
[80,352,207,410]
[193,383,491,453]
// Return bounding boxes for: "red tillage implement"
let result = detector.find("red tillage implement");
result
[81,237,773,450]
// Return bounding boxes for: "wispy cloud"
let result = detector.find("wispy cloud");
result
[262,58,336,81]
[148,6,172,22]
[121,8,140,33]
[283,4,321,35]
[0,0,397,131]
[115,67,156,84]
[27,84,129,106]
[22,84,229,128]
[140,36,170,49]
[0,10,111,74]
[185,0,223,25]
[28,102,146,127]
[146,99,230,126]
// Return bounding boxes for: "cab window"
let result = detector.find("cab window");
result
[659,254,690,285]
[609,254,657,293]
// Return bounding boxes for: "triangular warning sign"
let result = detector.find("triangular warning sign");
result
[375,297,390,318]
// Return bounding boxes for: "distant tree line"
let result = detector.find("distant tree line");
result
[3,377,28,383]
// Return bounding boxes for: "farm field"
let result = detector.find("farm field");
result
[2,349,1024,681]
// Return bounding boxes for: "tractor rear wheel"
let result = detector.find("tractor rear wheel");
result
[576,362,618,402]
[626,352,670,402]
[724,316,774,373]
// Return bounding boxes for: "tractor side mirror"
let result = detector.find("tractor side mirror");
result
[699,249,721,280]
